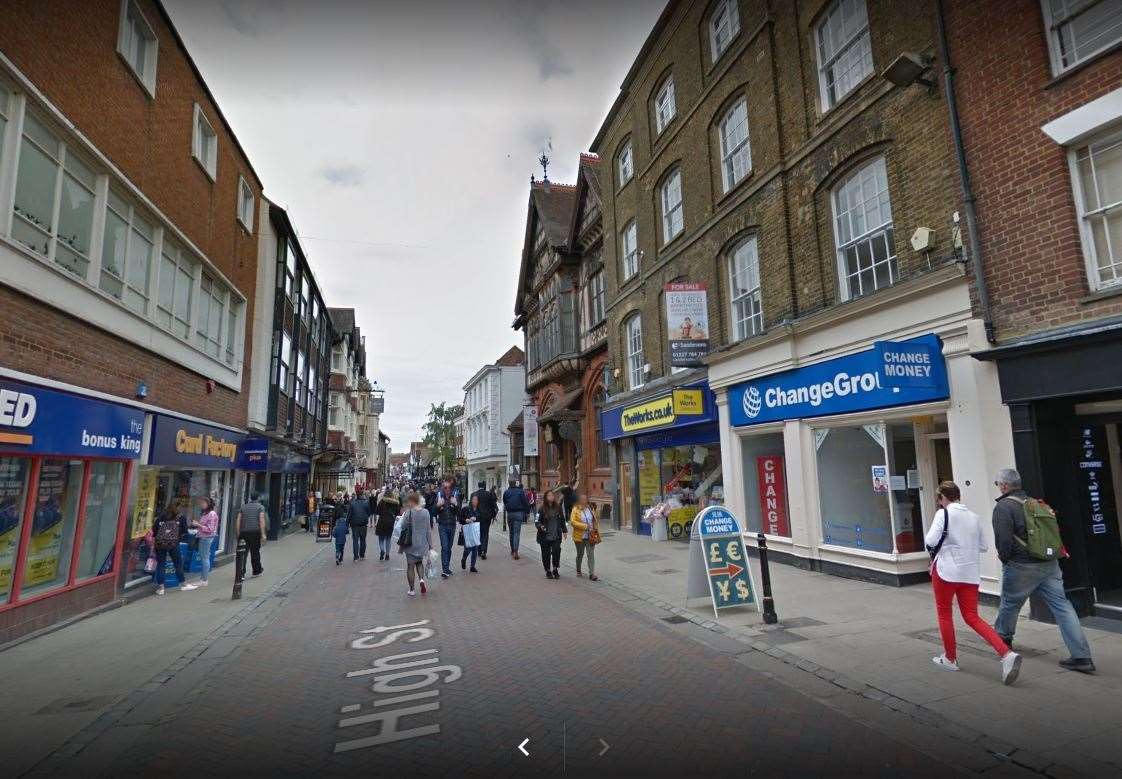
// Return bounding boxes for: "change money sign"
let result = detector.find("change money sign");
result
[696,506,756,614]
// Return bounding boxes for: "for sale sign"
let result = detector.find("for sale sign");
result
[665,283,709,367]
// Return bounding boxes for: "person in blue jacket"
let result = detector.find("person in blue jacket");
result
[332,511,349,565]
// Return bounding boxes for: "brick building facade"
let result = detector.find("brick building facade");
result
[0,0,264,641]
[948,0,1122,615]
[592,0,1014,579]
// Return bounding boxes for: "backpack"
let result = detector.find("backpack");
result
[1007,496,1063,562]
[155,515,180,550]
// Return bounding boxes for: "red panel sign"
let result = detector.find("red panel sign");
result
[756,455,789,537]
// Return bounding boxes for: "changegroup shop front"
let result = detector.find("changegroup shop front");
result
[601,381,722,539]
[122,414,244,587]
[724,335,964,585]
[0,378,143,639]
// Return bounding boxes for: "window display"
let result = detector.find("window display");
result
[0,457,30,603]
[21,458,83,597]
[740,433,790,536]
[817,425,894,552]
[77,461,125,580]
[639,444,723,541]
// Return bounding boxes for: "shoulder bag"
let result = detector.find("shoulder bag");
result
[926,507,949,561]
[398,509,414,549]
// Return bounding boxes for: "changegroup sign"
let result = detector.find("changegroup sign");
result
[728,334,949,427]
[665,283,709,367]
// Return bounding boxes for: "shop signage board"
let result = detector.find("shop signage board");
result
[317,504,335,542]
[149,414,245,468]
[756,455,789,536]
[0,379,144,459]
[665,283,710,367]
[686,506,758,619]
[523,406,539,457]
[238,438,269,471]
[728,334,950,427]
[602,382,717,440]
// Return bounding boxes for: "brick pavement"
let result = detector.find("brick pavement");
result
[20,540,1037,778]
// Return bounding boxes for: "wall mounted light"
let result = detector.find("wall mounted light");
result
[882,52,936,93]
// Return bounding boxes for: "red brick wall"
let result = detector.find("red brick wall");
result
[0,0,262,426]
[946,0,1122,340]
[0,576,115,646]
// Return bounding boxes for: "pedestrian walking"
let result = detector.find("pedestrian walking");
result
[569,493,600,581]
[559,478,578,524]
[459,494,483,572]
[235,492,268,578]
[924,481,1022,683]
[347,486,372,562]
[333,511,349,564]
[374,489,401,561]
[502,478,530,559]
[152,503,189,595]
[186,496,219,588]
[305,490,318,534]
[400,492,433,596]
[536,489,567,579]
[472,481,497,560]
[991,468,1095,674]
[433,478,460,578]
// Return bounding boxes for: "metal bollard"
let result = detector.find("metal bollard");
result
[756,532,779,624]
[232,537,247,600]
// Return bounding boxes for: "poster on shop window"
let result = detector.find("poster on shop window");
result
[0,458,30,595]
[665,283,709,367]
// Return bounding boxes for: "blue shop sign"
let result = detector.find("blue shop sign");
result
[266,442,311,474]
[238,437,269,471]
[149,414,245,468]
[728,334,949,427]
[0,379,144,458]
[601,382,717,441]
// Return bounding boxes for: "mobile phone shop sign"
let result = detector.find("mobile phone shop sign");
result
[728,334,948,427]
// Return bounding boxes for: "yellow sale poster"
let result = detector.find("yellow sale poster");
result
[22,523,62,586]
[131,469,159,539]
[0,525,18,594]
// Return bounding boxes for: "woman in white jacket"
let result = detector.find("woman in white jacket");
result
[925,481,1022,684]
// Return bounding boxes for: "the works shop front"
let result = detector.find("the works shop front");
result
[601,379,722,540]
[979,317,1122,618]
[0,377,144,643]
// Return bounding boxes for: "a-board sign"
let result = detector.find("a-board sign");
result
[317,505,335,542]
[692,505,757,619]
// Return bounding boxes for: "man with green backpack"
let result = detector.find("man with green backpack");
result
[992,468,1095,674]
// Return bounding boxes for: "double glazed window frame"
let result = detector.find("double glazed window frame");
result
[727,234,763,341]
[660,168,684,244]
[192,103,217,181]
[709,0,741,62]
[814,0,874,112]
[0,71,245,373]
[718,97,751,193]
[116,0,158,97]
[621,220,639,281]
[654,76,677,135]
[830,156,897,301]
[617,139,634,187]
[1041,0,1122,76]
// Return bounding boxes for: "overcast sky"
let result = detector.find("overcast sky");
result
[164,0,664,448]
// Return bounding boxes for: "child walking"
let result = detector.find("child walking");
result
[333,511,349,565]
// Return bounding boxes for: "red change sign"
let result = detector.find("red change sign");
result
[756,456,789,537]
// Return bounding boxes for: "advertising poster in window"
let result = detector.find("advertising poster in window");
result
[23,461,69,586]
[523,406,539,457]
[131,468,159,539]
[638,451,661,506]
[665,283,709,367]
[756,455,789,537]
[0,459,28,595]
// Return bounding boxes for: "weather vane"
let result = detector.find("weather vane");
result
[539,138,552,182]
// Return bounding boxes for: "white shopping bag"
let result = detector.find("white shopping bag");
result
[391,516,404,548]
[425,548,439,579]
[463,522,481,548]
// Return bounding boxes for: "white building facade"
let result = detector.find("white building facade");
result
[463,348,527,491]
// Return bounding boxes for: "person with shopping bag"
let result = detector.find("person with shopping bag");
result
[399,491,433,597]
[569,493,601,581]
[458,493,483,573]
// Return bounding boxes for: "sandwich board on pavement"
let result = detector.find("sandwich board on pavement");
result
[686,506,759,620]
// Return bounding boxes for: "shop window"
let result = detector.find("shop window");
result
[124,466,159,584]
[886,422,924,553]
[21,459,83,598]
[740,433,790,537]
[77,461,124,581]
[816,425,893,552]
[657,444,723,540]
[0,457,31,604]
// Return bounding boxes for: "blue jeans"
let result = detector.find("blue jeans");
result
[508,512,525,552]
[351,525,367,560]
[994,560,1092,660]
[438,524,456,573]
[378,535,391,556]
[196,536,215,582]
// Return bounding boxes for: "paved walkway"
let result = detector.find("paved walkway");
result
[0,530,329,777]
[14,526,1035,778]
[530,526,1122,776]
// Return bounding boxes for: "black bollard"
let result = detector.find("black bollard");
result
[232,537,247,600]
[756,532,779,624]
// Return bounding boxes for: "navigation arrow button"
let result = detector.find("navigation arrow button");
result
[517,738,530,757]
[598,738,610,757]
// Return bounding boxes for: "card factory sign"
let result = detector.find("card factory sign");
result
[148,414,245,468]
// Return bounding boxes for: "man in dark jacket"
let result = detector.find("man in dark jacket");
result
[346,487,372,562]
[472,481,498,560]
[558,478,578,522]
[433,479,460,577]
[502,479,530,559]
[991,468,1094,673]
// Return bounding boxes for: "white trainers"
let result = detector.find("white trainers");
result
[932,654,959,672]
[181,583,198,591]
[1001,651,1022,685]
[197,580,208,587]
[407,589,416,597]
[156,585,165,596]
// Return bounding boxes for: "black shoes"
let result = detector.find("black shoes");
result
[553,569,560,578]
[545,570,560,579]
[480,552,487,560]
[462,558,467,570]
[1059,657,1096,674]
[545,570,553,579]
[470,567,478,573]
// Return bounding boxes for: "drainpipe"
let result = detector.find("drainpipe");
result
[936,0,996,344]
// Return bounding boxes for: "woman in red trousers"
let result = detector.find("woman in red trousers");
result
[925,481,1022,685]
